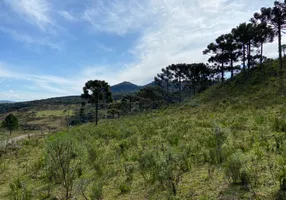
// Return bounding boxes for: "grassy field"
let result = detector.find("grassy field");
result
[35,109,74,118]
[0,61,285,199]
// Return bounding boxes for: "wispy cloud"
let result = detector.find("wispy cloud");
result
[83,0,151,35]
[83,0,276,85]
[0,27,61,51]
[59,11,76,21]
[0,0,281,101]
[96,42,114,53]
[0,62,118,101]
[3,0,53,31]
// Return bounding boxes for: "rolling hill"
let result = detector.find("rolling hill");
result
[0,59,285,199]
[0,81,154,114]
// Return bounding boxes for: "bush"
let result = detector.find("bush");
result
[9,178,32,200]
[225,150,249,185]
[90,181,104,200]
[138,147,188,196]
[273,117,286,133]
[209,124,227,165]
[119,182,131,194]
[45,133,81,199]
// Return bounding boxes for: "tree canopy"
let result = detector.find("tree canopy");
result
[2,113,19,135]
[81,80,112,126]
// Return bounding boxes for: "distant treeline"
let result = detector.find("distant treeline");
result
[0,96,82,114]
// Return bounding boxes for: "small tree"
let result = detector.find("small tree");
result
[2,114,19,135]
[107,102,122,118]
[81,80,113,126]
[121,95,139,113]
[45,134,81,199]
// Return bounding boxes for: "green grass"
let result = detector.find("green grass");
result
[0,60,285,199]
[35,109,74,118]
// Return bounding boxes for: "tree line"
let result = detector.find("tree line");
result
[78,0,286,126]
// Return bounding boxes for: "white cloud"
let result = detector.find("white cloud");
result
[0,0,282,101]
[59,11,76,21]
[0,27,61,51]
[3,0,53,31]
[83,0,276,85]
[0,63,119,101]
[83,0,152,35]
[96,43,114,53]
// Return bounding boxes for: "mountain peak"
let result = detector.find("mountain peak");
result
[114,81,137,86]
[111,81,139,94]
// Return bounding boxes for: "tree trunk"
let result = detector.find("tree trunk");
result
[260,42,263,67]
[95,99,99,126]
[231,59,234,79]
[66,187,69,200]
[247,42,251,70]
[166,81,169,105]
[278,24,283,70]
[243,44,246,74]
[172,182,177,196]
[179,76,182,102]
[9,129,12,135]
[221,63,224,82]
[193,84,196,96]
[129,98,132,113]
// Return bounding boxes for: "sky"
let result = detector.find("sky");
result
[0,0,282,101]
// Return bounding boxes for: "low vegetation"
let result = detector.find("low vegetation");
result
[0,59,285,199]
[0,1,286,199]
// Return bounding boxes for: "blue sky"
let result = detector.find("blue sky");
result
[0,0,280,101]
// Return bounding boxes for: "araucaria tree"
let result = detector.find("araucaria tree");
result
[221,34,241,79]
[203,35,229,82]
[188,63,211,95]
[81,80,112,126]
[155,67,173,103]
[253,22,275,67]
[232,23,256,72]
[2,113,19,135]
[253,1,286,69]
[169,64,186,102]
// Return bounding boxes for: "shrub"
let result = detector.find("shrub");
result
[273,117,286,133]
[9,178,32,200]
[45,133,81,199]
[119,182,131,194]
[209,124,227,165]
[138,147,187,196]
[90,181,104,200]
[225,150,250,186]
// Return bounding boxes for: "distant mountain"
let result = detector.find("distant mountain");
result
[111,81,156,94]
[0,82,155,113]
[143,81,156,87]
[0,100,14,104]
[111,81,141,94]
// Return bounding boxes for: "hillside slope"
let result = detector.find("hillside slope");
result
[197,59,285,105]
[0,61,285,200]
